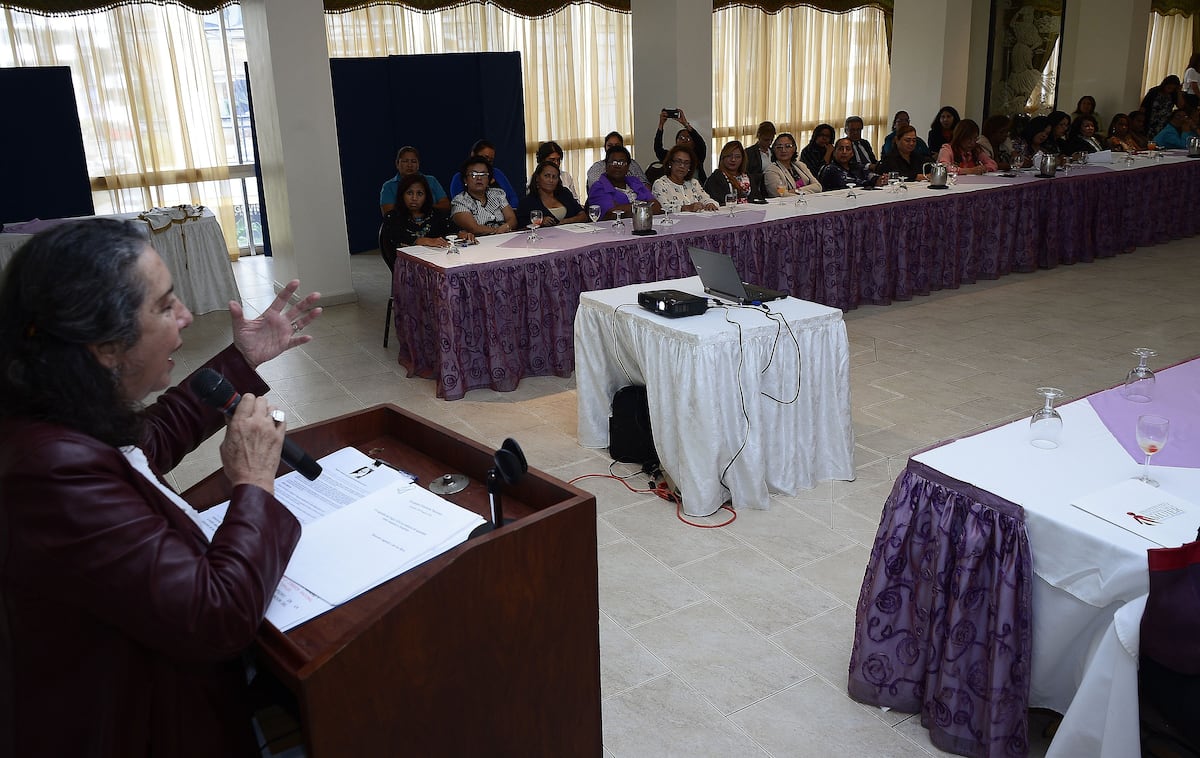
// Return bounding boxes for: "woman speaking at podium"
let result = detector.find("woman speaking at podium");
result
[0,219,321,757]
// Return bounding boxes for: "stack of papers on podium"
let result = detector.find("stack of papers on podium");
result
[198,447,485,630]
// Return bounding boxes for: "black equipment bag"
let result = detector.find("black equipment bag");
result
[608,385,658,466]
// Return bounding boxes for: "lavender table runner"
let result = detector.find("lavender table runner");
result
[849,458,1033,758]
[1087,358,1200,468]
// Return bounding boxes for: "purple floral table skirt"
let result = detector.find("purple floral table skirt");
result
[394,161,1200,399]
[849,459,1033,758]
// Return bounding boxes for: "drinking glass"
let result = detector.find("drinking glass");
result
[1029,386,1065,449]
[611,209,625,232]
[588,204,602,232]
[725,192,737,216]
[1122,347,1157,403]
[1134,414,1170,487]
[887,172,901,193]
[527,210,543,242]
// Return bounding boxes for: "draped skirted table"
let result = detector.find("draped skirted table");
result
[0,209,239,314]
[392,156,1200,399]
[849,358,1200,758]
[574,277,854,517]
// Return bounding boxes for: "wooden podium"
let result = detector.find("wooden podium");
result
[185,404,602,757]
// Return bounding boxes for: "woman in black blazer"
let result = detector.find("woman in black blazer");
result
[515,161,586,228]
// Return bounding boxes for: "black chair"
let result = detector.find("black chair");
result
[644,161,666,186]
[379,222,396,347]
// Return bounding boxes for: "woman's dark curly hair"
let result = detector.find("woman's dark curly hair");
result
[0,218,150,446]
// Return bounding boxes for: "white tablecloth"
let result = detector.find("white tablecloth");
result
[575,277,855,517]
[914,366,1200,750]
[0,211,239,314]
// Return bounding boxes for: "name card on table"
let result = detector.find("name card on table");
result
[1072,478,1199,547]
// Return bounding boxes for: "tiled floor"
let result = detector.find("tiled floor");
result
[169,238,1200,757]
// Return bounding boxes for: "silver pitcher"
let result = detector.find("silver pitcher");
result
[1032,152,1057,178]
[922,161,949,188]
[631,200,656,235]
[1189,135,1200,158]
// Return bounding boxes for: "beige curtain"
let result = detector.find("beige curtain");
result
[325,3,633,190]
[711,4,891,156]
[1143,10,1194,98]
[1,5,239,253]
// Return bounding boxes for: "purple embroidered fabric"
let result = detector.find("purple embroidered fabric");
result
[848,459,1033,758]
[393,161,1200,399]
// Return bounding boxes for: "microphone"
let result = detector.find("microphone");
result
[189,368,323,481]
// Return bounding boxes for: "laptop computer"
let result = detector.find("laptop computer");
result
[688,246,788,305]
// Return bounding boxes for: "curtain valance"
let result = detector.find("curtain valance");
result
[1152,0,1200,16]
[6,0,892,18]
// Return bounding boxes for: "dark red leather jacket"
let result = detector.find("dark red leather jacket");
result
[0,346,301,757]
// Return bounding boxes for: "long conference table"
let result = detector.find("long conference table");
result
[849,358,1200,758]
[0,209,239,315]
[393,153,1200,400]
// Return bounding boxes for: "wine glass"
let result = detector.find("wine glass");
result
[1134,414,1169,487]
[845,183,858,200]
[887,171,901,193]
[725,192,737,216]
[947,164,960,186]
[1029,386,1065,449]
[588,204,602,233]
[527,210,543,242]
[1121,347,1157,403]
[611,209,625,232]
[444,235,462,255]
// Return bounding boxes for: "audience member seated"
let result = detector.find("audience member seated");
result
[1128,109,1152,150]
[1065,114,1105,154]
[744,121,776,192]
[1072,95,1101,133]
[1142,75,1185,138]
[1019,115,1053,166]
[799,123,836,178]
[586,145,660,220]
[978,114,1014,170]
[927,106,961,153]
[1151,108,1199,149]
[382,174,467,250]
[379,146,449,215]
[652,145,717,213]
[936,119,998,175]
[703,140,752,205]
[586,131,648,189]
[819,137,884,190]
[881,110,929,158]
[449,156,518,236]
[844,115,878,171]
[448,139,520,208]
[515,160,586,228]
[1107,113,1139,152]
[654,108,707,183]
[1046,110,1071,154]
[536,141,578,200]
[878,125,927,181]
[764,132,822,196]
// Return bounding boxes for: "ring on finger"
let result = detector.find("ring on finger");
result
[291,320,301,334]
[270,409,286,424]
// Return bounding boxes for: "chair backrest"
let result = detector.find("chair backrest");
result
[378,221,396,273]
[644,161,666,186]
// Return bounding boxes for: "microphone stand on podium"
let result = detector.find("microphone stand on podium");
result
[470,437,528,538]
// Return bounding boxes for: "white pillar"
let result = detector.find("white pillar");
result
[890,0,978,127]
[1059,0,1152,118]
[241,0,356,306]
[631,0,713,173]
